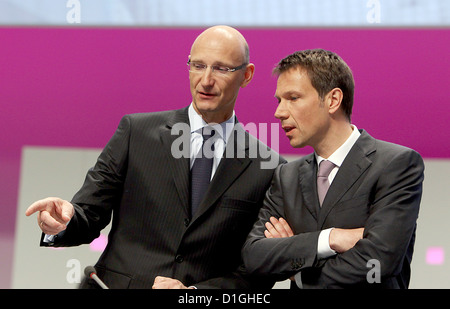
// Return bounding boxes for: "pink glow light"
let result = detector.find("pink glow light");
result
[426,247,445,265]
[90,234,108,252]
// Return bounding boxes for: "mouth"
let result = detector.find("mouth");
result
[197,91,218,99]
[282,125,295,133]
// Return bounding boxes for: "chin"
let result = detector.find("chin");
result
[194,100,219,112]
[289,138,305,149]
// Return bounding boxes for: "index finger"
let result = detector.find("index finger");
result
[269,217,294,238]
[25,199,49,216]
[278,217,294,237]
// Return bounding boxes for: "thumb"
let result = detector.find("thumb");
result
[60,202,74,223]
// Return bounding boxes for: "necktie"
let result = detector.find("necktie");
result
[190,128,215,217]
[317,160,336,207]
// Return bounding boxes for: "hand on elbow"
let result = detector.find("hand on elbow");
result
[329,227,364,253]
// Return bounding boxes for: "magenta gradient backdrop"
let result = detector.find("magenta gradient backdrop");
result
[1,27,449,234]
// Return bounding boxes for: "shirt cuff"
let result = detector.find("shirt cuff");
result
[43,234,56,243]
[317,228,337,259]
[42,218,71,244]
[294,272,303,289]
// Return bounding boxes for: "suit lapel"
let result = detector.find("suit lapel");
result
[192,123,251,220]
[318,130,376,228]
[160,107,191,216]
[297,155,319,220]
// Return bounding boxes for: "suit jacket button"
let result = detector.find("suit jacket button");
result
[291,259,303,270]
[175,255,184,263]
[184,218,190,227]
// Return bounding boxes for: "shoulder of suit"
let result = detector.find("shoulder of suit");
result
[242,130,287,164]
[358,129,423,161]
[120,107,188,128]
[123,109,179,121]
[279,153,312,169]
[374,139,423,162]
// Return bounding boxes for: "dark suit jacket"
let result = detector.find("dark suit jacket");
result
[41,106,285,289]
[242,130,424,288]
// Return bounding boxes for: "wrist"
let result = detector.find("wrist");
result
[328,228,340,252]
[318,228,336,259]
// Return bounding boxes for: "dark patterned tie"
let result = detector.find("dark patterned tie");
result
[317,160,336,207]
[190,128,215,217]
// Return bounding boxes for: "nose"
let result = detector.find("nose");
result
[200,66,215,87]
[274,100,289,121]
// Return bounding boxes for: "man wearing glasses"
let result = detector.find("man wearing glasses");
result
[26,25,284,289]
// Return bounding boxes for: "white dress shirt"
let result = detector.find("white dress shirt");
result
[188,103,236,179]
[295,125,361,288]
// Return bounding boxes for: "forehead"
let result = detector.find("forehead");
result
[190,36,245,65]
[275,67,314,95]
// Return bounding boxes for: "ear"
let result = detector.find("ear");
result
[240,63,255,88]
[327,88,343,115]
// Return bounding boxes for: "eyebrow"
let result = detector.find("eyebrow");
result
[275,90,302,99]
[274,93,281,101]
[189,59,236,67]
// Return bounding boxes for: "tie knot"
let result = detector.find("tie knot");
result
[318,160,335,178]
[202,127,215,141]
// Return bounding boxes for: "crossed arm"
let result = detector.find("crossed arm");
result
[152,218,363,287]
[265,216,363,254]
[242,148,424,288]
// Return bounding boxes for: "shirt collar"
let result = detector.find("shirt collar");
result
[315,125,361,168]
[188,103,236,144]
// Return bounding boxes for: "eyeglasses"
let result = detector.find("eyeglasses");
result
[187,59,248,76]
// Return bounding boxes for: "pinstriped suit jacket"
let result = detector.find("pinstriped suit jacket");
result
[41,106,285,289]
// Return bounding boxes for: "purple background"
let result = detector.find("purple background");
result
[1,27,449,236]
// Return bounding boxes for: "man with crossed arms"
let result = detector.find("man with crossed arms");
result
[242,49,424,289]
